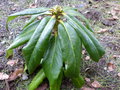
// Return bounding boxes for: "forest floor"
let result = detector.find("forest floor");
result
[0,0,120,90]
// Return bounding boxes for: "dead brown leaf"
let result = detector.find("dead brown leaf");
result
[91,80,101,88]
[7,59,18,66]
[81,87,95,90]
[85,78,91,83]
[107,62,116,71]
[10,6,16,11]
[117,73,120,77]
[112,55,120,58]
[29,3,37,8]
[8,68,23,81]
[37,16,42,20]
[97,29,108,34]
[0,72,9,80]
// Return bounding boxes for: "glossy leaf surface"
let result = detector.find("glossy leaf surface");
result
[58,22,82,78]
[6,20,40,58]
[64,10,93,32]
[42,36,62,89]
[65,14,102,62]
[69,16,105,58]
[23,16,56,74]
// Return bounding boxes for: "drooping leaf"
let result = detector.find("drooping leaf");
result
[42,36,63,90]
[63,10,93,32]
[69,16,105,58]
[58,22,82,78]
[6,21,40,58]
[7,20,40,50]
[6,7,49,30]
[23,14,41,29]
[50,71,63,90]
[71,74,85,88]
[23,11,51,29]
[64,14,101,62]
[23,16,56,74]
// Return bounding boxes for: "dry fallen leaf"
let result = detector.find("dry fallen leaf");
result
[97,29,108,34]
[85,78,91,83]
[10,6,17,11]
[91,81,101,88]
[0,72,9,80]
[112,55,120,58]
[37,16,42,20]
[7,59,18,66]
[81,87,95,90]
[29,3,37,8]
[107,62,116,71]
[8,68,23,81]
[117,73,120,77]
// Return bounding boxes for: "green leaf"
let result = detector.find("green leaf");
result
[23,11,51,29]
[58,22,82,78]
[28,69,46,90]
[63,6,77,11]
[69,16,105,57]
[6,20,40,58]
[23,16,56,74]
[71,74,85,88]
[42,36,63,89]
[63,10,93,32]
[6,49,13,58]
[50,71,63,90]
[7,20,40,50]
[65,15,101,62]
[6,7,49,30]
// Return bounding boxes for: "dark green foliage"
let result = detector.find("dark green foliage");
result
[6,6,105,90]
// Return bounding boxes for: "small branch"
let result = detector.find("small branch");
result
[5,80,10,90]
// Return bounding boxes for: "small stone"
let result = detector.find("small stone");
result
[85,56,90,60]
[1,41,6,44]
[22,73,28,80]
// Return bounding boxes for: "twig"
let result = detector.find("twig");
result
[5,80,10,90]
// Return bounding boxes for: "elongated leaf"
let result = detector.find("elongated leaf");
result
[7,20,40,50]
[23,16,56,74]
[64,14,101,62]
[69,16,105,57]
[23,11,51,29]
[28,69,46,90]
[71,74,85,88]
[42,36,63,89]
[23,14,41,29]
[6,7,49,30]
[63,10,93,32]
[50,71,63,90]
[58,22,82,78]
[63,6,77,11]
[6,20,40,58]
